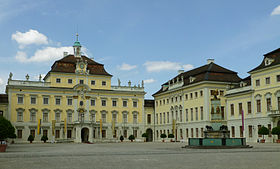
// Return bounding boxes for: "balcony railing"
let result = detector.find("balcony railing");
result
[267,110,280,117]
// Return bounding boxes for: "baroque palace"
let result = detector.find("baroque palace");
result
[153,48,280,143]
[1,38,154,143]
[1,38,280,143]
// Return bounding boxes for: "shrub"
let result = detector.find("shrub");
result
[258,126,269,139]
[28,135,34,143]
[41,135,48,142]
[142,133,148,138]
[272,126,280,139]
[160,133,167,139]
[120,135,124,141]
[168,133,174,138]
[0,116,16,141]
[128,135,135,141]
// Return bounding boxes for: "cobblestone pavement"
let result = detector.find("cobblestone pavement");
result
[1,142,280,169]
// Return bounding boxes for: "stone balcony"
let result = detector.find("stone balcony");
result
[267,110,280,117]
[8,80,51,87]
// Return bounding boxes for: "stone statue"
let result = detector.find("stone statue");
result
[141,80,144,88]
[39,74,42,81]
[8,72,13,80]
[118,78,121,86]
[25,74,29,81]
[128,80,131,87]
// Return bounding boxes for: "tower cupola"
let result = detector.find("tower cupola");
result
[73,33,82,58]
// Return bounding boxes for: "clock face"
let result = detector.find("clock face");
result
[80,63,84,69]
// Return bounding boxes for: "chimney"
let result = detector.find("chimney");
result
[178,70,184,75]
[207,59,214,64]
[63,52,68,57]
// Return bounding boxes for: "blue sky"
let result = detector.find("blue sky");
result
[1,0,280,98]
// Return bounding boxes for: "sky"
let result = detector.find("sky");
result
[1,0,280,98]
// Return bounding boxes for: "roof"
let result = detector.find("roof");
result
[249,48,280,73]
[0,94,8,104]
[44,55,112,79]
[153,62,241,96]
[144,99,154,107]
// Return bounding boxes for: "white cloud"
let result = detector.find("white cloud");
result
[144,61,194,72]
[271,5,280,16]
[182,64,194,71]
[118,63,137,71]
[15,46,74,63]
[0,78,3,85]
[11,29,48,49]
[144,78,156,84]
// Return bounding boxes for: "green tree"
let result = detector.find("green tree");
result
[0,116,16,141]
[258,126,269,140]
[272,126,280,140]
[128,135,135,142]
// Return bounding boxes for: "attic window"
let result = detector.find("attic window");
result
[189,76,195,83]
[265,58,274,66]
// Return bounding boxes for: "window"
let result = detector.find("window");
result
[102,130,106,138]
[186,129,189,138]
[247,102,252,114]
[17,112,23,121]
[258,125,262,137]
[257,100,261,113]
[43,130,48,137]
[249,126,253,137]
[124,130,128,138]
[156,114,158,124]
[0,111,3,117]
[112,100,117,107]
[180,96,182,101]
[186,109,188,122]
[43,97,49,105]
[55,130,60,138]
[201,128,204,137]
[68,113,73,122]
[30,112,36,122]
[17,129,22,139]
[160,113,162,124]
[90,113,95,122]
[56,78,61,83]
[91,99,96,106]
[231,126,235,138]
[180,110,183,122]
[67,98,72,106]
[277,75,280,82]
[91,80,95,85]
[30,130,35,138]
[240,126,243,138]
[102,114,106,123]
[133,130,137,138]
[133,101,137,107]
[55,98,61,105]
[147,114,151,124]
[163,99,165,105]
[200,106,203,120]
[18,96,23,104]
[31,97,36,104]
[123,113,128,123]
[123,100,127,107]
[163,112,166,124]
[112,114,117,122]
[230,104,234,116]
[190,93,193,99]
[68,79,72,84]
[239,103,242,115]
[196,128,199,138]
[43,112,48,122]
[79,80,84,84]
[101,100,106,106]
[256,79,260,86]
[200,91,203,97]
[278,97,280,111]
[55,113,60,122]
[195,107,198,121]
[267,98,271,111]
[191,108,193,121]
[191,128,194,138]
[167,112,169,123]
[102,81,106,86]
[265,77,270,84]
[195,92,198,98]
[113,130,117,138]
[167,99,169,104]
[185,94,188,100]
[160,100,162,105]
[133,114,137,124]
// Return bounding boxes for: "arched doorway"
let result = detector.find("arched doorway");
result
[81,128,89,142]
[146,128,153,142]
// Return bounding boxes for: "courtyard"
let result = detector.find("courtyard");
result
[0,142,280,169]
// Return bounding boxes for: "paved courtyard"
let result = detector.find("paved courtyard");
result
[0,142,280,169]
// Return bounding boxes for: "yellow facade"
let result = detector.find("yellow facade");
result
[5,40,146,143]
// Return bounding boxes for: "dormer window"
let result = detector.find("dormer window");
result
[189,76,195,83]
[265,58,274,66]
